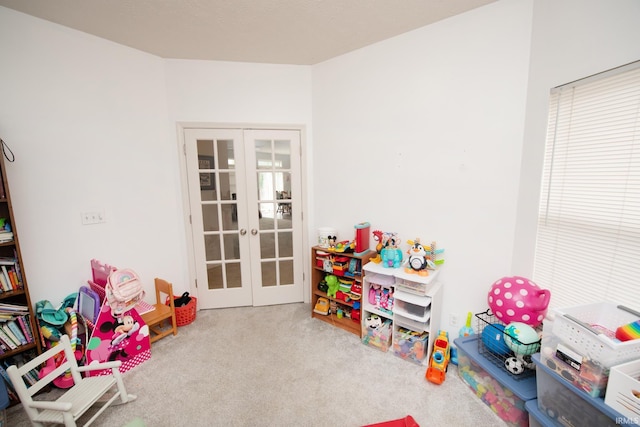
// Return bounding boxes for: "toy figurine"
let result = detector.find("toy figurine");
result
[405,238,430,276]
[381,246,403,268]
[325,275,340,298]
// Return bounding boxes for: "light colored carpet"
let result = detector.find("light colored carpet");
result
[7,303,505,426]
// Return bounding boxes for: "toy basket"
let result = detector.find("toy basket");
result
[551,302,640,367]
[167,295,197,326]
[475,309,541,380]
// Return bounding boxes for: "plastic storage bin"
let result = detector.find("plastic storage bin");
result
[552,303,640,368]
[392,326,428,365]
[540,320,609,397]
[455,335,537,427]
[362,317,392,352]
[533,353,624,426]
[604,358,640,424]
[525,399,554,427]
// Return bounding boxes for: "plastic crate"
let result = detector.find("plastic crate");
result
[552,303,640,367]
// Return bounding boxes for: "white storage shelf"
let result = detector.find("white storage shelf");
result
[361,262,442,365]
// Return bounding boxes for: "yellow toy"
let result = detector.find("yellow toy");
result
[426,330,450,385]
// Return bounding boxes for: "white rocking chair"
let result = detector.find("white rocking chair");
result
[7,334,137,427]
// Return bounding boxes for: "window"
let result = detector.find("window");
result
[533,61,640,310]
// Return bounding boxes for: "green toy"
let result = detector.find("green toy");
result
[325,275,340,298]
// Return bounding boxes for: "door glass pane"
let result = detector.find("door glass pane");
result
[255,139,272,169]
[279,260,293,285]
[204,235,221,261]
[221,204,238,231]
[274,140,290,170]
[261,261,276,287]
[257,172,274,201]
[259,203,274,228]
[207,265,223,290]
[202,205,219,232]
[278,231,293,257]
[217,139,235,169]
[218,172,236,201]
[260,232,275,258]
[226,263,242,288]
[198,139,217,200]
[223,234,240,260]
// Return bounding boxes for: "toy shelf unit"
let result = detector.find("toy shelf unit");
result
[0,151,42,405]
[362,262,442,365]
[310,246,374,336]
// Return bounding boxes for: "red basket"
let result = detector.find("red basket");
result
[167,295,197,326]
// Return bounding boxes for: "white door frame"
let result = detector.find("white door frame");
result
[176,122,310,306]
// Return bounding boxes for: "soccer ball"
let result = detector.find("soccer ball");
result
[504,356,525,375]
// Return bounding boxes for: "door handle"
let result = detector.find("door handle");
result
[240,228,247,236]
[251,229,258,235]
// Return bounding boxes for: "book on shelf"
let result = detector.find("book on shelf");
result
[0,272,9,292]
[7,319,27,345]
[0,231,13,243]
[13,250,23,288]
[0,256,16,266]
[1,265,13,291]
[0,302,28,311]
[1,323,21,347]
[17,314,33,343]
[0,327,17,349]
[8,267,17,289]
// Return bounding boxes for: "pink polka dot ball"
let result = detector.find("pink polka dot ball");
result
[487,276,551,327]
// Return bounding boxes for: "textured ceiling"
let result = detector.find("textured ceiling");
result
[0,0,497,65]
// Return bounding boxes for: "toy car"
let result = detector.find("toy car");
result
[313,297,330,315]
[426,330,450,385]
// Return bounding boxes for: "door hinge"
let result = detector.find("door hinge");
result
[195,278,198,288]
[183,143,186,155]
[189,214,192,224]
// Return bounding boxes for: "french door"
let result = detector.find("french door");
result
[183,128,303,308]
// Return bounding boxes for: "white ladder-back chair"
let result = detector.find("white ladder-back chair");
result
[7,334,136,426]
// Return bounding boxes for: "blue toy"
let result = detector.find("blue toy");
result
[381,247,403,268]
[481,323,511,356]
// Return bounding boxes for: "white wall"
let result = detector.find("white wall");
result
[1,0,638,340]
[512,0,640,278]
[312,0,533,336]
[0,7,314,306]
[0,7,187,304]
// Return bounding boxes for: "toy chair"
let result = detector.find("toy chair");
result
[140,278,178,344]
[6,334,136,427]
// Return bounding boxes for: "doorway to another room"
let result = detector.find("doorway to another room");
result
[181,127,304,309]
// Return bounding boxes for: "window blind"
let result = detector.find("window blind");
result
[533,61,640,310]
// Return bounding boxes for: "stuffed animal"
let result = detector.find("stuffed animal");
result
[325,274,340,298]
